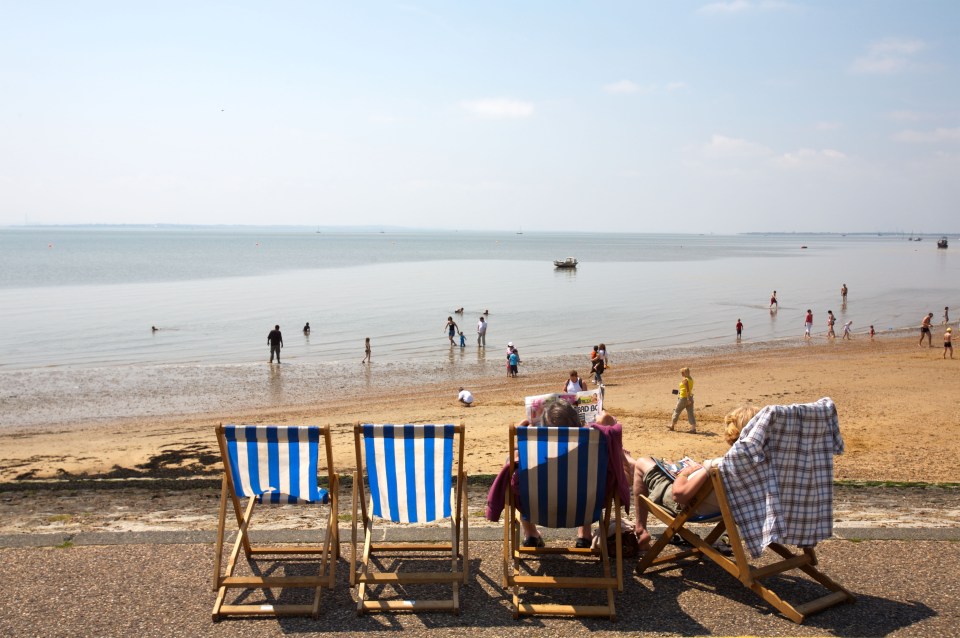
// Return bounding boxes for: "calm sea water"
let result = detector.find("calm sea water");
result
[0,227,956,427]
[1,227,957,370]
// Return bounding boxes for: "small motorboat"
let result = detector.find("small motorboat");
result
[938,237,948,249]
[553,257,578,269]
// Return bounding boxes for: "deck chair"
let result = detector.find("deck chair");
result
[503,425,623,619]
[212,424,339,620]
[636,398,855,624]
[351,423,468,614]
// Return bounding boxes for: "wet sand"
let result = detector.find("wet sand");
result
[2,333,959,484]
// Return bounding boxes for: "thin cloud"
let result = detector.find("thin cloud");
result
[893,127,960,143]
[666,81,688,92]
[702,134,772,159]
[698,1,797,15]
[460,98,534,119]
[850,37,927,75]
[777,148,847,167]
[887,110,926,122]
[814,121,842,131]
[603,80,642,95]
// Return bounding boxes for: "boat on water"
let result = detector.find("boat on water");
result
[938,237,948,249]
[553,257,578,269]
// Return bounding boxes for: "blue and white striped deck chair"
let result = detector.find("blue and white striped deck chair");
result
[212,424,339,621]
[504,425,623,619]
[351,423,468,615]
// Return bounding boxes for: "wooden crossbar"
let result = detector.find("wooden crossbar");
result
[357,572,464,584]
[511,575,619,589]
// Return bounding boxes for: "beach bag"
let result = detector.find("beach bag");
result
[592,518,640,558]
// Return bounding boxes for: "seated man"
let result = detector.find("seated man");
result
[631,406,759,549]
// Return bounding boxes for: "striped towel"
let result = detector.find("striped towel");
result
[516,426,608,528]
[223,425,329,504]
[362,424,456,524]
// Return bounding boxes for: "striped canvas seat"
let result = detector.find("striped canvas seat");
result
[212,424,339,621]
[504,425,624,620]
[362,423,454,523]
[352,423,468,615]
[516,426,608,528]
[223,425,330,505]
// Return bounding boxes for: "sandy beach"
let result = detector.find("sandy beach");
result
[2,333,959,485]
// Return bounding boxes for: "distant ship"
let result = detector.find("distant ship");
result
[938,237,948,249]
[553,257,578,269]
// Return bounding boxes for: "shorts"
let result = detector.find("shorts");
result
[945,342,952,349]
[643,465,681,517]
[922,327,931,335]
[509,364,518,374]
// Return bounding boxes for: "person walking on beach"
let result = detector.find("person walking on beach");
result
[362,337,371,363]
[920,312,934,347]
[443,316,459,345]
[770,291,778,310]
[736,318,743,341]
[804,310,813,339]
[591,345,606,386]
[842,320,853,340]
[458,331,466,348]
[477,316,487,347]
[870,325,876,340]
[944,327,953,359]
[827,311,836,338]
[669,367,696,433]
[944,307,950,325]
[565,370,587,392]
[841,284,848,305]
[267,325,283,363]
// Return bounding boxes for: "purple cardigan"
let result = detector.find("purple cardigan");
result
[484,421,630,522]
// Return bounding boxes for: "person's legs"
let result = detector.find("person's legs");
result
[632,458,658,549]
[670,396,687,429]
[686,399,697,432]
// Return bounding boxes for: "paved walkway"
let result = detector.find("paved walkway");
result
[0,538,958,637]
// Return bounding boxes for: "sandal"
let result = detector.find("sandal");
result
[522,536,545,548]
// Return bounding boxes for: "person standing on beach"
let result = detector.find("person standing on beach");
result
[267,325,283,363]
[736,318,743,341]
[362,337,371,363]
[508,348,520,377]
[459,331,466,348]
[841,284,848,305]
[870,325,876,340]
[770,291,778,310]
[944,327,953,359]
[565,370,587,392]
[944,307,950,325]
[842,320,853,340]
[443,316,459,345]
[804,310,813,339]
[827,311,836,338]
[477,316,487,348]
[920,312,934,347]
[669,367,696,433]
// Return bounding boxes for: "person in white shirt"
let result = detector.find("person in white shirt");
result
[564,370,587,393]
[477,317,487,347]
[457,387,474,406]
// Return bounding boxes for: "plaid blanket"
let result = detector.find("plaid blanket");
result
[718,397,844,558]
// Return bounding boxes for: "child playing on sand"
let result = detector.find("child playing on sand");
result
[362,337,371,363]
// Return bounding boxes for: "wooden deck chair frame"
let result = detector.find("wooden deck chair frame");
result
[503,425,623,620]
[636,467,854,624]
[350,422,468,615]
[212,424,340,620]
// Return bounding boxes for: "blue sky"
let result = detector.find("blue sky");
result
[1,1,957,233]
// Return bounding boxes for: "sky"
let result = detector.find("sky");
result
[1,1,958,233]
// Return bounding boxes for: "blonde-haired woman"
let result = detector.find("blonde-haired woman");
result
[670,367,696,433]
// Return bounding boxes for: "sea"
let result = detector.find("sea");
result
[1,227,956,428]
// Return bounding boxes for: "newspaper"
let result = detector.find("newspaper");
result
[524,388,604,426]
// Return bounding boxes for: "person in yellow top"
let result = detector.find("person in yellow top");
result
[669,367,696,433]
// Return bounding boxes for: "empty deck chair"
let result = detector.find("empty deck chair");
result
[503,424,624,619]
[351,423,468,614]
[636,398,855,624]
[212,424,339,620]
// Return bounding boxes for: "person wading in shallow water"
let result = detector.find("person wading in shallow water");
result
[267,325,283,363]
